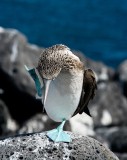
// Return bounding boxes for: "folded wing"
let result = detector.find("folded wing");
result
[73,68,97,117]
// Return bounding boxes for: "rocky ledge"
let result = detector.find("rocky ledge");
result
[0,132,119,160]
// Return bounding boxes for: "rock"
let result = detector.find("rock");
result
[117,60,127,97]
[0,132,119,160]
[0,27,43,124]
[95,127,127,160]
[0,66,42,124]
[0,27,42,95]
[18,114,71,134]
[96,127,127,153]
[116,153,127,160]
[69,113,95,136]
[74,51,115,82]
[90,82,127,127]
[117,60,127,82]
[0,99,18,137]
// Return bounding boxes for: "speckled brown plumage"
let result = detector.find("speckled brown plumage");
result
[37,44,84,80]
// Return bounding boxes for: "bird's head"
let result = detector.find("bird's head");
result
[36,44,68,106]
[37,45,69,80]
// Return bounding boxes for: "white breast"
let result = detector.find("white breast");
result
[44,70,84,122]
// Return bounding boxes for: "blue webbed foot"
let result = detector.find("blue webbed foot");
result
[47,120,71,142]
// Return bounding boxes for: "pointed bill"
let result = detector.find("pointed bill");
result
[42,79,52,107]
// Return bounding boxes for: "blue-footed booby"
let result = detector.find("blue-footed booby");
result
[25,44,97,142]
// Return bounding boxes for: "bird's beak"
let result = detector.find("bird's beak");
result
[42,79,52,107]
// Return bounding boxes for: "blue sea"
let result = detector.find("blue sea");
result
[0,0,127,68]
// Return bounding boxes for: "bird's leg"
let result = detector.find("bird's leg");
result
[24,65,42,98]
[46,119,71,142]
[57,119,66,131]
[55,119,66,141]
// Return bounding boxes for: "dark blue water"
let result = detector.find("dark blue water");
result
[0,0,127,68]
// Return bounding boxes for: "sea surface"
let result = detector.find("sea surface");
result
[0,0,127,68]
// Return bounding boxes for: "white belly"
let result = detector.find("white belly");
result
[44,71,83,122]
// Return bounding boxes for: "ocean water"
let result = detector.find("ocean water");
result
[0,0,127,68]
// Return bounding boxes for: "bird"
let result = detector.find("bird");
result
[25,44,97,142]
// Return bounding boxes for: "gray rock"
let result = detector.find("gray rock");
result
[0,27,42,96]
[0,132,119,160]
[96,127,127,153]
[0,64,43,124]
[117,60,127,82]
[0,28,43,123]
[0,100,18,137]
[90,82,127,127]
[74,51,115,82]
[116,153,127,160]
[117,60,127,97]
[69,113,95,137]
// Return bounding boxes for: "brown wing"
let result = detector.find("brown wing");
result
[73,68,97,117]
